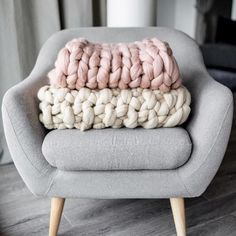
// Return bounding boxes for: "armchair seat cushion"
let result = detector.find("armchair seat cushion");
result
[42,128,192,171]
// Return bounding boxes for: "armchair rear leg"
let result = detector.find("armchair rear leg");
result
[170,198,186,236]
[49,197,65,236]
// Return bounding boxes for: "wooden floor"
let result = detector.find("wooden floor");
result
[1,111,236,235]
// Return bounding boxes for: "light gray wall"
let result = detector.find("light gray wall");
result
[157,0,197,38]
[232,0,236,19]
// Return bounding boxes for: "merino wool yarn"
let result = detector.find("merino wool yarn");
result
[39,37,191,131]
[38,86,191,131]
[48,37,182,92]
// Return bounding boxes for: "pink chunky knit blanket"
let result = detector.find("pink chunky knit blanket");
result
[48,37,182,91]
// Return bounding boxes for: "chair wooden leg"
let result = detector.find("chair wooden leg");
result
[49,197,65,236]
[170,198,186,236]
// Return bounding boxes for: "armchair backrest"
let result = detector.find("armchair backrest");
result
[34,27,207,88]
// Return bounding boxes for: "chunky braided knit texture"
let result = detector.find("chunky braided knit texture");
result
[48,38,182,92]
[38,86,191,131]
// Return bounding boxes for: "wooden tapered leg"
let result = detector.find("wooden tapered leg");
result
[170,198,186,236]
[49,197,65,236]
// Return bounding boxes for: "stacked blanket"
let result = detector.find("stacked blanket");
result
[38,37,191,131]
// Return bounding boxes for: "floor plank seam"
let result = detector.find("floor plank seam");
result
[187,215,230,232]
[63,213,74,227]
[1,214,43,230]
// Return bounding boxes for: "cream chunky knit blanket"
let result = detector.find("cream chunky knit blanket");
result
[38,86,191,131]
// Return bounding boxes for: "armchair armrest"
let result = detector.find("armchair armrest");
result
[0,31,64,195]
[179,70,233,196]
[2,73,56,195]
[1,29,75,195]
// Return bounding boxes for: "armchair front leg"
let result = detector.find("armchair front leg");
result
[49,197,65,236]
[170,198,186,236]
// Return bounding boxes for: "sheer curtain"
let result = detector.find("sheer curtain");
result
[195,0,214,44]
[0,0,106,163]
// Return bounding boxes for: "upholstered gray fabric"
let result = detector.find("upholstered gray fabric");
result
[42,128,192,171]
[2,27,233,198]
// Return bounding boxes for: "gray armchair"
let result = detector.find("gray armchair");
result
[2,28,233,236]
